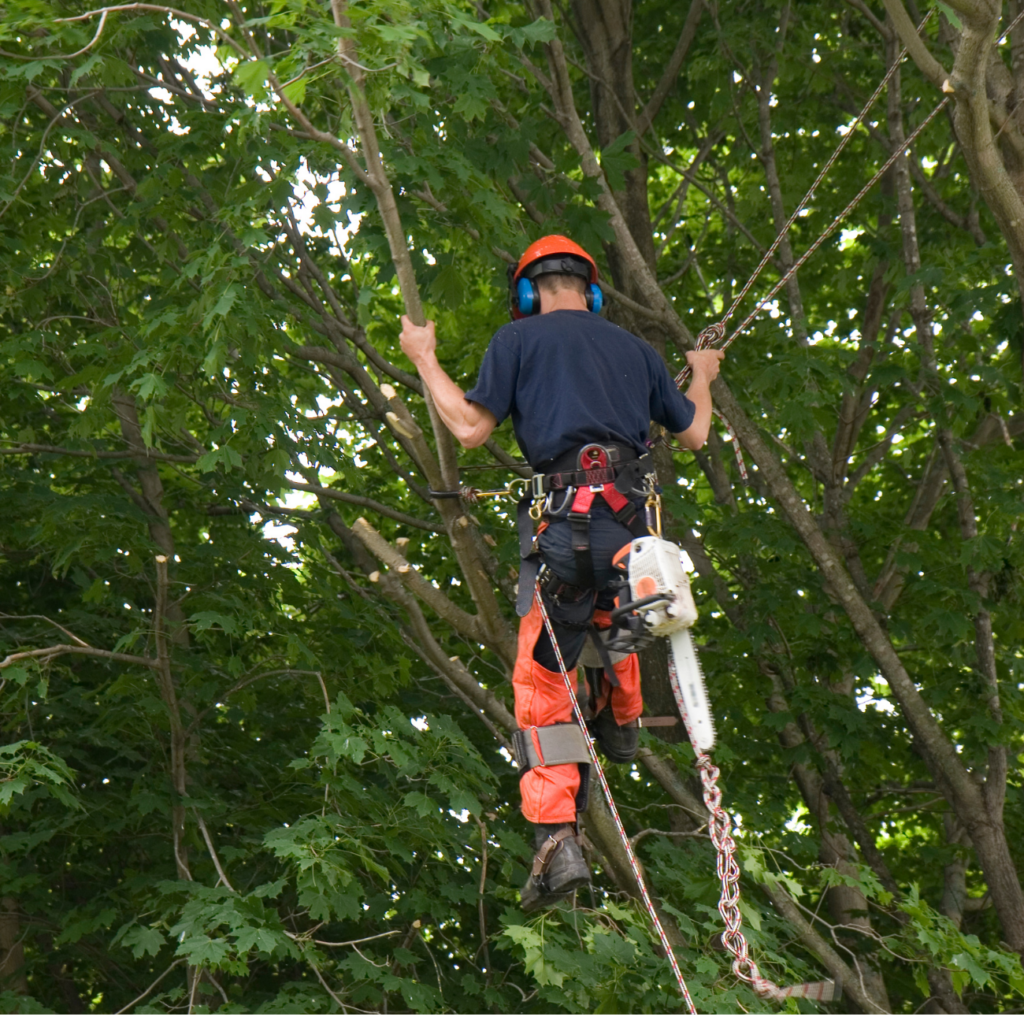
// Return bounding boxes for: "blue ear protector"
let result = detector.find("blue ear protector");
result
[516,276,539,316]
[515,276,604,316]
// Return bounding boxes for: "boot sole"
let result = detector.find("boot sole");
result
[520,871,590,913]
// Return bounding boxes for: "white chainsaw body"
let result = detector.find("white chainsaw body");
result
[624,537,715,751]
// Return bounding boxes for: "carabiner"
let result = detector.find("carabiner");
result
[544,486,575,518]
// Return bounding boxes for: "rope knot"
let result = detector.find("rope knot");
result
[696,322,726,349]
[459,486,479,504]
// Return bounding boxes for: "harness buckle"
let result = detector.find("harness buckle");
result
[531,473,546,499]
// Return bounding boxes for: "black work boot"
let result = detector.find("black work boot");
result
[591,705,639,763]
[519,823,591,913]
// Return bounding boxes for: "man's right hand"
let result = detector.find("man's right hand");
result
[686,348,725,382]
[399,315,437,368]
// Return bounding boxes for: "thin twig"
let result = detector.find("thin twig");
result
[0,644,158,671]
[0,614,93,648]
[629,828,704,849]
[114,959,186,1014]
[203,969,229,1006]
[299,928,402,948]
[472,814,492,975]
[195,812,236,892]
[308,960,350,1013]
[187,964,201,1015]
[314,672,331,716]
[0,10,108,59]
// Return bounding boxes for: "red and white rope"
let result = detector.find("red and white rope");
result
[534,583,699,1014]
[668,12,957,492]
[712,11,932,343]
[702,2,1024,364]
[675,14,946,392]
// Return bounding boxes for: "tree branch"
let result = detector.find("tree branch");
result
[0,645,158,671]
[636,0,704,136]
[284,479,439,533]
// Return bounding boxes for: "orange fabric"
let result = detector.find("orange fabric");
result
[513,596,643,822]
[612,542,633,571]
[607,653,643,725]
[513,601,581,822]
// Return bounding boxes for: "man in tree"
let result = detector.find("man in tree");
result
[400,236,723,910]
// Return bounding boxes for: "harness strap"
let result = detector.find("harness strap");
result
[511,722,593,776]
[586,624,623,688]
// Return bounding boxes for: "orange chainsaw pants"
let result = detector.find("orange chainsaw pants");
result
[513,596,642,824]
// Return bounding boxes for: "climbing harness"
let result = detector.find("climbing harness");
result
[513,443,657,617]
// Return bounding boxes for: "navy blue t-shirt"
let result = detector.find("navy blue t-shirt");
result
[464,310,695,468]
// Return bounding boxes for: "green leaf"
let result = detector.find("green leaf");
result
[281,76,307,106]
[600,130,639,191]
[934,2,962,29]
[233,59,270,98]
[118,925,166,959]
[402,790,436,817]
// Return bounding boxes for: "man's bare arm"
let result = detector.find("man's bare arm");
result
[399,316,497,448]
[673,350,725,450]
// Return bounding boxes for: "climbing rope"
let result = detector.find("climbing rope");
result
[635,11,1024,1003]
[675,6,1024,393]
[674,12,941,390]
[683,92,949,371]
[665,12,953,478]
[534,581,699,1014]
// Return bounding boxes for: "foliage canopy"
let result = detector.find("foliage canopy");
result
[1,0,1023,1013]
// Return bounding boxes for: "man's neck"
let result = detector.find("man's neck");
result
[538,290,588,314]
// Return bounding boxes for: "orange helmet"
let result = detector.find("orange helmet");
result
[508,235,603,319]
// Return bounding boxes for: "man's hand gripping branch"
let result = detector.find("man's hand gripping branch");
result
[399,315,497,449]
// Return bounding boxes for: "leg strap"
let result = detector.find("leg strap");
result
[512,723,592,776]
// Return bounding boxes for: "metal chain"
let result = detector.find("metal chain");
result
[533,583,699,1014]
[667,648,837,1003]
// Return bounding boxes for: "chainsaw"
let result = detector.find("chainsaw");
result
[609,537,715,751]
